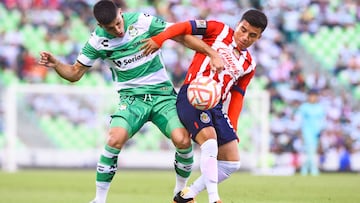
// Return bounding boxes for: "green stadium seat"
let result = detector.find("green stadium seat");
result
[1,70,20,85]
[44,71,61,84]
[337,71,350,86]
[48,40,62,56]
[353,86,360,100]
[89,72,107,86]
[0,132,4,148]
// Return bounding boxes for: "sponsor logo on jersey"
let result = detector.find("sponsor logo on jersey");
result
[101,39,109,47]
[123,53,145,66]
[200,112,210,123]
[113,52,145,68]
[217,47,243,78]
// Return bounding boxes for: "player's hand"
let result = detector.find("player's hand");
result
[210,54,224,73]
[140,38,160,56]
[38,51,58,68]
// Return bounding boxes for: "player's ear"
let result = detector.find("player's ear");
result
[118,8,122,16]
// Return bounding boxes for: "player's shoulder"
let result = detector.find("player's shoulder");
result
[206,20,227,28]
[123,12,154,21]
[90,26,114,40]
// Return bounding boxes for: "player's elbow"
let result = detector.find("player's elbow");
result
[64,75,82,83]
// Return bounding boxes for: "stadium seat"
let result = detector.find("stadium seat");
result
[0,132,4,148]
[0,70,20,85]
[353,86,360,100]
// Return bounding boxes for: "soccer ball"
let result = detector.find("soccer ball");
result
[187,76,221,110]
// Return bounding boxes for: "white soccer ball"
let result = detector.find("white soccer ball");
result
[187,76,221,110]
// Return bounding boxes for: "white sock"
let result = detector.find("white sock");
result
[174,175,188,195]
[173,146,194,195]
[217,160,241,182]
[185,160,241,199]
[199,139,219,202]
[94,181,110,203]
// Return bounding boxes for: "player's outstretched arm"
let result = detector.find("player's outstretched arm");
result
[179,35,224,72]
[141,21,224,72]
[140,38,160,56]
[140,21,191,55]
[39,51,88,82]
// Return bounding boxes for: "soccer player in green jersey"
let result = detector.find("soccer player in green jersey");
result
[38,1,223,203]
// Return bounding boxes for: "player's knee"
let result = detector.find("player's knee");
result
[107,127,129,149]
[171,128,192,149]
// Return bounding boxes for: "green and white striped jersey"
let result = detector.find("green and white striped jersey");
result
[77,12,174,95]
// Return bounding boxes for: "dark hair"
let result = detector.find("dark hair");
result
[308,88,320,95]
[241,9,268,32]
[93,0,118,25]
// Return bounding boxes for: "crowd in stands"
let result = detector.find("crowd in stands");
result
[0,0,360,172]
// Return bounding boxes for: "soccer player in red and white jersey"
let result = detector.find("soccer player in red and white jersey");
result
[142,9,268,203]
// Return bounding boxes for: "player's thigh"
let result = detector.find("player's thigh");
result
[176,85,215,142]
[151,94,185,139]
[110,95,151,137]
[218,140,240,161]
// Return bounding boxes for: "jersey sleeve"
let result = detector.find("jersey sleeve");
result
[227,70,255,131]
[77,31,101,67]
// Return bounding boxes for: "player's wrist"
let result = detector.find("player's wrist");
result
[53,59,61,69]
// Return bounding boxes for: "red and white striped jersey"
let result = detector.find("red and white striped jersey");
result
[183,20,257,130]
[152,19,257,131]
[184,20,256,102]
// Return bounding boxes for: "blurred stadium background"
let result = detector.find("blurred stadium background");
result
[0,0,360,176]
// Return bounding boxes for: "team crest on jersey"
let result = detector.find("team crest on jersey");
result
[200,112,211,123]
[119,104,127,110]
[128,25,138,37]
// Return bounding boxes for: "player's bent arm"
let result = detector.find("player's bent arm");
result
[151,21,192,47]
[228,90,244,132]
[152,21,223,71]
[172,35,223,72]
[173,35,221,62]
[39,51,88,82]
[228,71,255,131]
[53,60,88,82]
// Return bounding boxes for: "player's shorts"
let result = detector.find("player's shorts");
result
[176,85,238,146]
[110,91,184,138]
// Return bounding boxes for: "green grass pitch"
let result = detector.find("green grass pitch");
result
[0,169,359,203]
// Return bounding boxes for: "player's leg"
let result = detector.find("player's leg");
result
[181,123,240,201]
[170,127,194,194]
[177,102,241,202]
[186,141,241,199]
[217,140,241,182]
[175,85,221,203]
[195,127,220,203]
[151,93,194,196]
[174,127,220,203]
[301,136,312,176]
[92,126,128,203]
[309,139,320,176]
[91,95,150,203]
